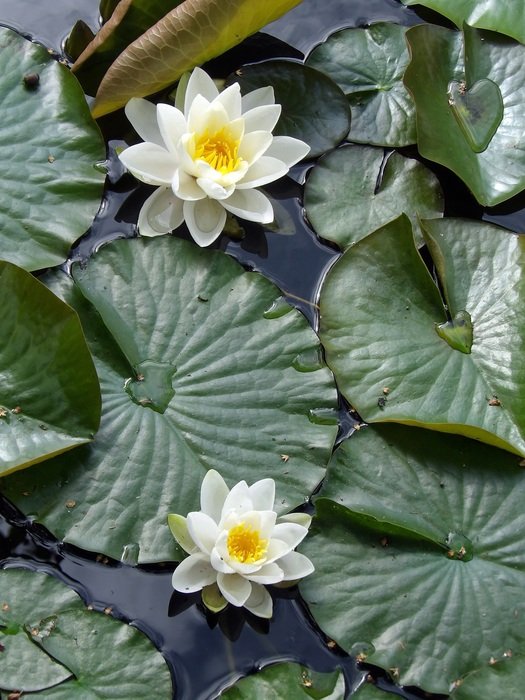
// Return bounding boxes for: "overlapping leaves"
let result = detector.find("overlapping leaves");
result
[0,568,172,697]
[1,238,337,563]
[0,261,100,476]
[319,215,525,455]
[300,424,525,693]
[0,28,105,270]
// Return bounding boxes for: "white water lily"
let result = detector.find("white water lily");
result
[119,67,310,246]
[169,470,314,619]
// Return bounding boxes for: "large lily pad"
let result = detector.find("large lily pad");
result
[404,24,525,206]
[304,145,443,249]
[306,23,416,146]
[231,60,350,158]
[1,238,337,562]
[72,0,185,96]
[0,27,105,271]
[0,261,100,476]
[300,424,525,694]
[401,0,525,45]
[222,662,345,699]
[451,654,525,700]
[319,214,525,455]
[91,0,304,117]
[0,568,172,697]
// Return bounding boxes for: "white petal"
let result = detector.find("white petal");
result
[157,103,187,154]
[187,511,219,555]
[138,187,184,237]
[217,572,252,607]
[264,135,310,167]
[188,98,229,136]
[264,537,292,563]
[238,130,273,164]
[277,551,315,581]
[278,512,312,529]
[171,553,216,593]
[125,97,164,147]
[167,514,198,554]
[246,562,284,585]
[236,156,288,189]
[183,198,226,247]
[213,81,242,120]
[247,478,276,513]
[220,480,251,520]
[221,189,274,224]
[200,470,230,522]
[242,86,275,111]
[228,509,275,540]
[271,522,309,551]
[242,104,281,133]
[173,169,206,201]
[244,582,273,619]
[210,546,236,574]
[184,66,219,116]
[119,142,177,185]
[196,177,235,200]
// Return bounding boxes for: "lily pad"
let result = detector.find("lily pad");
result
[0,568,172,697]
[231,60,351,158]
[451,654,525,700]
[318,214,525,455]
[404,23,525,206]
[222,662,346,699]
[304,145,443,249]
[72,0,186,96]
[306,23,416,146]
[0,237,337,562]
[0,27,105,271]
[300,424,525,694]
[0,261,100,476]
[91,0,304,117]
[401,0,525,45]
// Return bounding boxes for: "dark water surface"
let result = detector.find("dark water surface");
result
[1,0,523,698]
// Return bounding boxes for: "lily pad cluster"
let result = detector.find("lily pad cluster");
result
[2,0,525,698]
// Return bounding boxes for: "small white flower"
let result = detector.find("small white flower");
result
[119,67,310,246]
[169,470,314,619]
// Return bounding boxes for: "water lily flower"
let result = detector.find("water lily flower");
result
[119,67,310,246]
[169,470,314,619]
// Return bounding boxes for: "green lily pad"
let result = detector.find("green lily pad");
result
[306,23,416,146]
[401,0,525,45]
[451,654,525,699]
[0,568,172,697]
[0,238,337,563]
[72,0,185,96]
[222,662,345,699]
[91,0,304,117]
[0,27,105,271]
[300,424,525,694]
[318,214,525,455]
[304,145,443,249]
[231,60,351,158]
[0,261,100,476]
[404,24,525,206]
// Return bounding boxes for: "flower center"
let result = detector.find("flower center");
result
[227,522,268,564]
[194,127,242,174]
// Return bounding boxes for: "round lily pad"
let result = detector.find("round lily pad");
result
[300,424,525,694]
[0,27,105,270]
[0,260,101,476]
[0,237,338,563]
[451,654,525,700]
[231,60,351,158]
[318,214,525,455]
[307,23,416,146]
[304,145,443,249]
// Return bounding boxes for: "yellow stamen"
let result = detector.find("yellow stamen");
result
[194,127,242,174]
[227,522,268,564]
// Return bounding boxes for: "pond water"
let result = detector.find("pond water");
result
[1,0,523,698]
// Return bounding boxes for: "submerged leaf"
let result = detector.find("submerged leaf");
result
[91,0,304,117]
